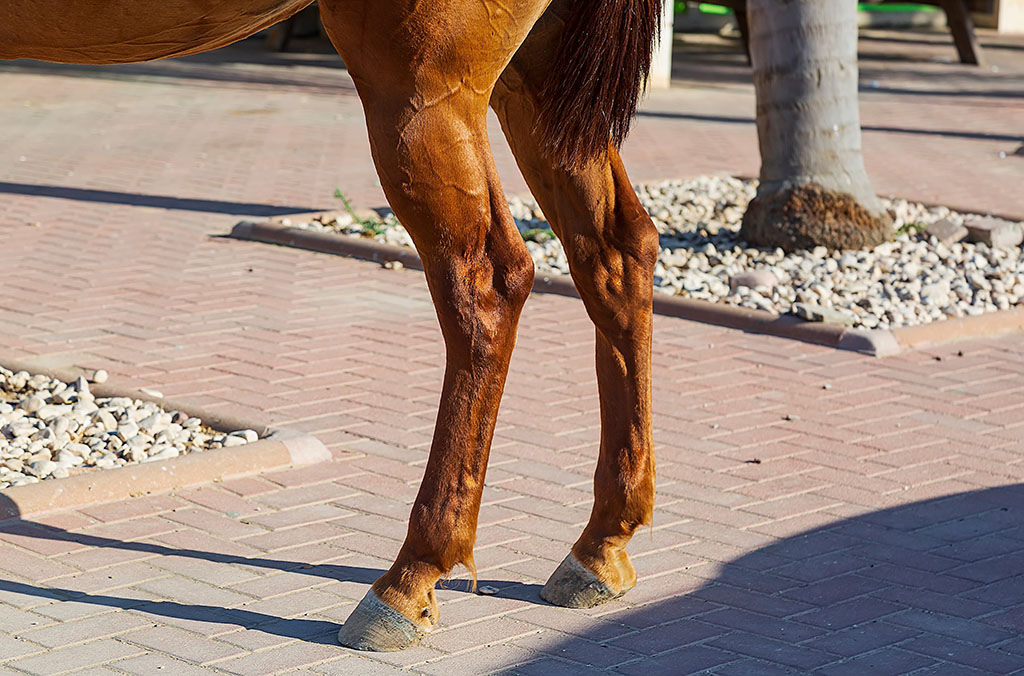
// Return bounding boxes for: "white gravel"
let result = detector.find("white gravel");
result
[293,176,1024,330]
[1,367,258,488]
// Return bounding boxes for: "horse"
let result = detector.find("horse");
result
[2,0,662,651]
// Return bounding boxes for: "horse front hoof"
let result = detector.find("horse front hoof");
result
[540,553,634,608]
[338,589,428,651]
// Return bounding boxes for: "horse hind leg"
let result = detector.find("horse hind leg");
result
[319,0,548,651]
[491,6,659,608]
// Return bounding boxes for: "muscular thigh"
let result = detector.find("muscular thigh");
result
[319,0,552,98]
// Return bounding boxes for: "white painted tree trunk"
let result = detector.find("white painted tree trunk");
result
[649,0,675,89]
[741,0,891,251]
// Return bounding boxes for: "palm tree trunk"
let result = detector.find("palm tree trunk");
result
[740,0,891,252]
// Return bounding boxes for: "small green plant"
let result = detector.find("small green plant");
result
[521,227,555,243]
[334,189,387,236]
[896,221,927,236]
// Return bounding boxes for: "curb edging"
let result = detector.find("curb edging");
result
[231,220,424,272]
[0,432,330,520]
[231,219,1024,356]
[892,305,1024,350]
[0,355,332,519]
[231,220,918,356]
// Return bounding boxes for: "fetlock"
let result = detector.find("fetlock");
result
[570,537,637,594]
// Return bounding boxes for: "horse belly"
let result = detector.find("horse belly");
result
[0,0,314,64]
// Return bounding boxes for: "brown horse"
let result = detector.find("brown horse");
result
[2,0,662,651]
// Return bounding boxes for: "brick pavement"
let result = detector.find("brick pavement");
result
[2,29,1022,218]
[0,26,1023,676]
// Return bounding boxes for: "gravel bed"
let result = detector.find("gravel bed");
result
[290,176,1024,330]
[1,367,259,489]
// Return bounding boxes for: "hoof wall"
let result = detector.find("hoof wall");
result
[540,553,629,609]
[338,589,426,651]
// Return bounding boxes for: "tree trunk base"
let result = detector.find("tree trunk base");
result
[740,183,892,253]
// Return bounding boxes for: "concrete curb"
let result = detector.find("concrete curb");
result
[892,306,1024,349]
[0,433,329,520]
[0,355,332,519]
[230,220,1024,357]
[231,219,424,272]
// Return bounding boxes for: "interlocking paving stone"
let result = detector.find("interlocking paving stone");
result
[312,657,410,675]
[120,624,246,664]
[214,642,341,676]
[901,634,1024,674]
[699,658,797,676]
[705,631,835,671]
[414,644,539,675]
[0,604,48,635]
[813,647,937,676]
[793,596,904,631]
[511,629,641,669]
[514,658,616,676]
[0,633,44,662]
[801,621,920,659]
[7,639,143,675]
[111,653,223,676]
[612,644,738,676]
[888,608,1015,647]
[15,610,151,649]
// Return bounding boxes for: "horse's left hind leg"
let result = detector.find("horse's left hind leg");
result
[491,5,659,608]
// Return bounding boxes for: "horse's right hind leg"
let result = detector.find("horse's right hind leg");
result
[491,5,659,608]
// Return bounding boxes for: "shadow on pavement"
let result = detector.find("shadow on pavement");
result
[0,182,323,217]
[0,492,374,643]
[859,31,1024,53]
[0,576,342,644]
[0,493,539,645]
[669,29,1024,100]
[501,484,1024,675]
[636,112,1024,143]
[2,487,1022,664]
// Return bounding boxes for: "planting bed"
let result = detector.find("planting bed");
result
[285,176,1024,331]
[0,366,258,489]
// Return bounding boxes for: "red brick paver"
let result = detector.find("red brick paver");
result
[1,28,1023,676]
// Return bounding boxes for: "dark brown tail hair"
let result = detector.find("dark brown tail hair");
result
[538,0,662,168]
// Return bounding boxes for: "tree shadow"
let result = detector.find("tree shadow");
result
[0,577,342,644]
[0,493,541,646]
[0,181,323,216]
[7,487,1021,669]
[500,485,1024,674]
[636,111,1024,143]
[667,29,1024,99]
[859,31,1024,54]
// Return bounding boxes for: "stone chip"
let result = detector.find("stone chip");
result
[925,218,967,246]
[792,302,857,326]
[965,216,1023,249]
[729,269,779,291]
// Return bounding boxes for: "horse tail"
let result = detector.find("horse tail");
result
[538,0,662,168]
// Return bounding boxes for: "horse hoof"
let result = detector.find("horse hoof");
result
[338,589,427,651]
[540,553,632,608]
